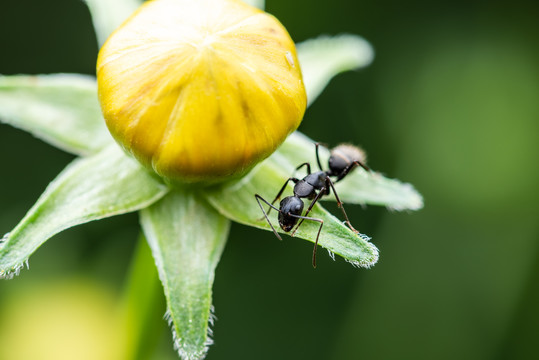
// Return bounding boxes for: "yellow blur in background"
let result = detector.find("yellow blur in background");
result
[0,278,122,360]
[1,0,539,360]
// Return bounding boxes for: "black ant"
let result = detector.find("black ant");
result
[255,143,370,268]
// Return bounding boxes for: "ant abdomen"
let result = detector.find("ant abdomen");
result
[255,142,370,268]
[328,144,368,177]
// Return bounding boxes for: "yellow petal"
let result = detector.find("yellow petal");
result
[97,0,306,184]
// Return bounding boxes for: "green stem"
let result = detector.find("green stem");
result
[118,234,166,360]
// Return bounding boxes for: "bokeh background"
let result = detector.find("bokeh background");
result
[1,0,539,359]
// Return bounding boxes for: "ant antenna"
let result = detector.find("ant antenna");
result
[255,195,283,241]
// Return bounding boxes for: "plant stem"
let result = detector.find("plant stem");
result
[118,233,166,360]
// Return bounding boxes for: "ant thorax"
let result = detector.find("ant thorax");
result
[255,142,368,268]
[303,171,326,188]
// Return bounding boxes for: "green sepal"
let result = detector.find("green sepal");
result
[242,0,265,9]
[0,74,111,156]
[140,189,230,360]
[204,158,379,268]
[297,34,374,106]
[0,145,168,279]
[278,132,424,211]
[84,0,142,46]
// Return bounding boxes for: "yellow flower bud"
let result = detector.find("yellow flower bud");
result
[97,0,306,184]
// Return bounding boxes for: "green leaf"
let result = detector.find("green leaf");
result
[204,159,379,268]
[330,171,424,211]
[140,189,230,360]
[0,145,168,279]
[0,74,111,156]
[297,34,374,106]
[242,0,265,9]
[278,132,424,211]
[84,0,142,46]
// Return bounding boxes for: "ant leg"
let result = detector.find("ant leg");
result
[335,160,371,182]
[257,195,324,267]
[315,143,324,171]
[289,163,311,186]
[262,177,299,218]
[271,177,298,206]
[295,162,311,175]
[325,176,359,233]
[290,187,326,237]
[287,212,324,268]
[255,194,283,241]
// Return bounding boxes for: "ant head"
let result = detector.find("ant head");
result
[328,144,367,176]
[278,196,304,232]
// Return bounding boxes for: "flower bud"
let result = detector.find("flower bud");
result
[97,0,306,183]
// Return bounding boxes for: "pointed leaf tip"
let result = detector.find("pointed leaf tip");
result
[0,146,168,277]
[141,190,229,359]
[204,159,379,268]
[278,132,424,211]
[297,34,374,106]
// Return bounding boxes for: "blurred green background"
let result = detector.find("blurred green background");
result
[1,0,539,359]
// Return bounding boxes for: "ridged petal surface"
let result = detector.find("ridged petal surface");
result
[97,0,306,183]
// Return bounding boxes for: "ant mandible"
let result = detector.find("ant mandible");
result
[255,142,370,268]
